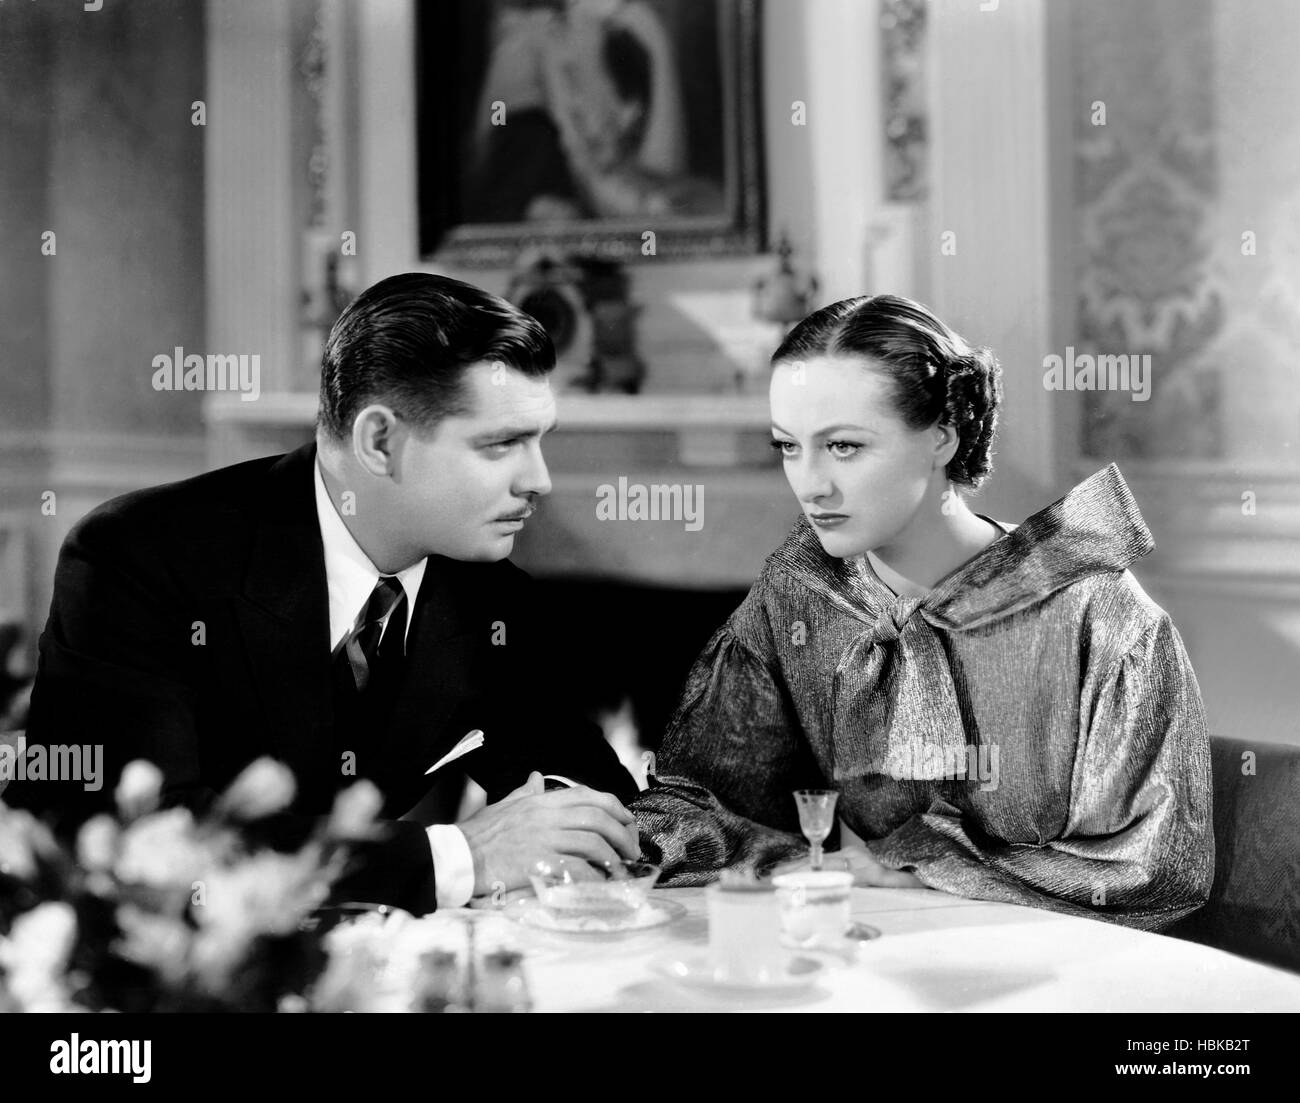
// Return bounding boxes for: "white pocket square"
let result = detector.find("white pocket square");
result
[424,729,485,775]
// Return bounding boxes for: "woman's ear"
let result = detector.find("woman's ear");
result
[932,421,960,469]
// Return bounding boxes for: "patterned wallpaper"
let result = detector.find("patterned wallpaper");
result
[1072,0,1222,459]
[1072,0,1300,465]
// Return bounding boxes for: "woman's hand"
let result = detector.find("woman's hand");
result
[837,845,925,888]
[772,845,924,888]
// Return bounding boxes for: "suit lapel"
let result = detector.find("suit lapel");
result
[233,444,336,810]
[230,451,490,817]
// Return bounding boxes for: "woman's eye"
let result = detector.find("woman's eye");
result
[827,440,862,459]
[770,439,798,456]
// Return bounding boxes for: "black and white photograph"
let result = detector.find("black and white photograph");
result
[0,0,1297,1069]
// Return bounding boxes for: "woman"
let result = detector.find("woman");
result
[633,295,1213,931]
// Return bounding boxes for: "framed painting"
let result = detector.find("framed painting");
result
[416,0,765,266]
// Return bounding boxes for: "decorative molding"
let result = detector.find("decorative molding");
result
[355,0,419,288]
[880,0,927,202]
[46,435,206,494]
[513,467,793,588]
[205,0,299,393]
[204,392,773,431]
[1073,460,1300,590]
[926,0,1054,502]
[0,513,31,627]
[1143,571,1300,604]
[202,392,787,587]
[203,392,777,471]
[0,431,204,652]
[0,432,205,492]
[0,434,52,497]
[1073,462,1300,526]
[301,0,330,229]
[799,0,883,303]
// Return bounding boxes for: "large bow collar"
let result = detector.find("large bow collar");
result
[767,465,1154,781]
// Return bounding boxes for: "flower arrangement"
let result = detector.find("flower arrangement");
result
[0,758,384,1013]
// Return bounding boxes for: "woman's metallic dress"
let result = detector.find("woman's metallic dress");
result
[633,465,1214,930]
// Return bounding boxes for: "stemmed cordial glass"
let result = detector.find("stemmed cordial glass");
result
[793,789,839,872]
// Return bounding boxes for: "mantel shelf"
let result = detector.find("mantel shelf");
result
[203,392,772,431]
[201,391,789,586]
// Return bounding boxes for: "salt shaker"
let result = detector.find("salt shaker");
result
[475,949,533,1013]
[413,949,464,1013]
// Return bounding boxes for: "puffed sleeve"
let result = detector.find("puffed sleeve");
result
[631,624,826,885]
[865,615,1215,930]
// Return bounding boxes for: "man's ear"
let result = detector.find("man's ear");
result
[351,404,400,477]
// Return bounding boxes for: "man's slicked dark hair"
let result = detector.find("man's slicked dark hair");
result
[317,272,555,439]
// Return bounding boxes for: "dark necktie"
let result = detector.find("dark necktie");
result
[341,575,408,692]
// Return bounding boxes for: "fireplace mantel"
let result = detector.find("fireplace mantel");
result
[205,392,772,449]
[203,392,795,588]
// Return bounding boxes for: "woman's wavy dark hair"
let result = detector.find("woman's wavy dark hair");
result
[771,294,1002,488]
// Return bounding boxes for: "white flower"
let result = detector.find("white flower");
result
[193,849,329,939]
[326,780,383,840]
[115,760,163,819]
[113,903,193,984]
[216,758,296,820]
[114,807,207,888]
[0,806,61,882]
[0,902,77,1011]
[190,849,332,989]
[76,815,120,872]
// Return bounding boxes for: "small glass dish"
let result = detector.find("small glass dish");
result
[529,858,661,925]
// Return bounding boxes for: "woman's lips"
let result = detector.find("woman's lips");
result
[809,513,849,529]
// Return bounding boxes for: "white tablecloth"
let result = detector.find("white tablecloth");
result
[486,886,1300,1012]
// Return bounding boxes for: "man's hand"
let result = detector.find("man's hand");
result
[459,771,641,896]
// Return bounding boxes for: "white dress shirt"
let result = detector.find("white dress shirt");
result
[313,459,475,907]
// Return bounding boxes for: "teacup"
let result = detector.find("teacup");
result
[772,870,853,948]
[706,880,786,983]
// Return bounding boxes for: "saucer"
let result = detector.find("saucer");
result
[650,952,824,993]
[780,921,882,950]
[845,921,882,942]
[503,896,686,936]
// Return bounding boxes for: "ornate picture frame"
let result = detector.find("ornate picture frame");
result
[415,0,765,267]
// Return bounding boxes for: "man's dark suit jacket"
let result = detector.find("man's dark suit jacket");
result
[3,443,635,913]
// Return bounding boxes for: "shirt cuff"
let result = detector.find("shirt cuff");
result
[426,824,475,908]
[543,774,579,790]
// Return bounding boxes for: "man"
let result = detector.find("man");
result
[4,273,638,913]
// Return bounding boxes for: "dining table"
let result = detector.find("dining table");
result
[340,884,1300,1013]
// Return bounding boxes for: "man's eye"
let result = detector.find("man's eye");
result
[828,440,862,458]
[486,438,518,452]
[770,439,798,456]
